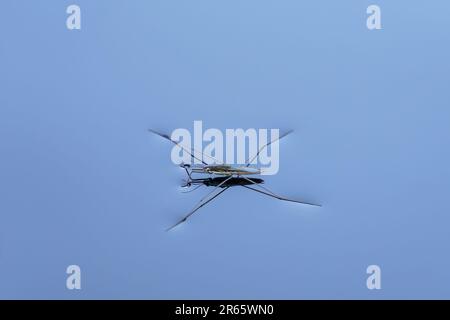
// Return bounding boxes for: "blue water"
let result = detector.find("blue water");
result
[1,1,449,299]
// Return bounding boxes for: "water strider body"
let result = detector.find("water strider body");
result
[190,164,261,176]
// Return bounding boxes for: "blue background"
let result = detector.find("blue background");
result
[1,1,449,299]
